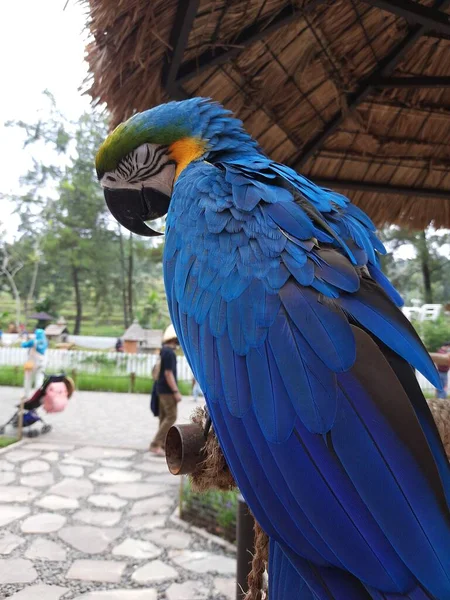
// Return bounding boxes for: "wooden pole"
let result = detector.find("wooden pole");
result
[16,395,26,441]
[236,495,255,599]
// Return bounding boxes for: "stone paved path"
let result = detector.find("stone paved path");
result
[0,387,199,449]
[0,440,236,600]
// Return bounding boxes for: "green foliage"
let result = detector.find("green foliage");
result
[0,436,18,449]
[0,311,9,329]
[2,92,169,336]
[379,227,450,305]
[414,317,450,352]
[181,479,238,542]
[0,366,23,387]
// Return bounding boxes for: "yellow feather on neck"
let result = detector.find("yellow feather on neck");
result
[170,138,207,180]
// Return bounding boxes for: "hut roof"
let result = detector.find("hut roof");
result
[123,321,145,341]
[85,0,450,229]
[45,323,68,337]
[123,321,163,347]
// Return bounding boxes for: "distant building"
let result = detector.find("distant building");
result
[123,321,163,354]
[45,317,69,343]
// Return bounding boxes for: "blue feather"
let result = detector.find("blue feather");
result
[246,343,296,442]
[338,281,440,388]
[268,311,337,433]
[266,202,315,240]
[280,282,356,372]
[283,254,314,286]
[368,264,404,308]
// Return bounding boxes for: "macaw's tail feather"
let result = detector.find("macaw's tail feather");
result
[269,541,438,600]
[269,540,318,600]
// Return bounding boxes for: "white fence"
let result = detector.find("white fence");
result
[0,346,437,394]
[0,347,193,380]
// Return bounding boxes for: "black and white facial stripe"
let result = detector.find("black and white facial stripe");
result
[101,143,176,198]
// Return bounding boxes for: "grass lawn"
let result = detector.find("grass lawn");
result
[0,436,18,448]
[0,365,191,395]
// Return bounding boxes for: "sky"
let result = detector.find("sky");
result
[0,0,91,239]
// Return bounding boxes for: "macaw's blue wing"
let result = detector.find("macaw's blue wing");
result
[165,160,450,600]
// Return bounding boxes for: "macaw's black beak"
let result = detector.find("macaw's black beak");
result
[103,187,171,237]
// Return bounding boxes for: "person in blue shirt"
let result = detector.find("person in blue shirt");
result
[22,328,48,396]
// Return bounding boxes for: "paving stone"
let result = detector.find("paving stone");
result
[90,467,141,484]
[88,494,127,509]
[134,460,170,474]
[131,559,178,583]
[129,496,173,516]
[25,442,74,451]
[0,471,15,485]
[129,514,167,531]
[7,584,68,600]
[214,577,235,600]
[100,459,132,469]
[21,459,50,473]
[5,449,39,462]
[36,494,80,510]
[67,559,126,583]
[59,526,121,554]
[0,505,29,527]
[0,558,37,583]
[74,509,122,527]
[166,581,209,600]
[49,477,94,498]
[0,459,14,471]
[0,532,25,555]
[70,447,136,460]
[145,528,191,549]
[112,538,162,560]
[25,537,67,561]
[62,457,93,467]
[41,451,59,462]
[169,550,236,574]
[0,485,38,503]
[59,464,84,477]
[21,512,66,533]
[73,590,155,600]
[104,482,166,499]
[21,472,55,487]
[145,473,178,486]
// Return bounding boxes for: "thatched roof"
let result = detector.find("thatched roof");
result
[85,0,450,229]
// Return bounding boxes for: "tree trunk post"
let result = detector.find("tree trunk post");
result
[236,495,255,599]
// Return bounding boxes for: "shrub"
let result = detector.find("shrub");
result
[414,317,450,352]
[180,478,237,543]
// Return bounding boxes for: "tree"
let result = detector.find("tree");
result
[0,242,23,327]
[3,94,125,333]
[2,92,172,336]
[379,227,450,305]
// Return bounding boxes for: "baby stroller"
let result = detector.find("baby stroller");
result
[0,374,74,438]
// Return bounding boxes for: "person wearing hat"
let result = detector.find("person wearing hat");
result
[149,324,181,456]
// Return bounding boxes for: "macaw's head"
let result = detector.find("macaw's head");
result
[96,97,254,236]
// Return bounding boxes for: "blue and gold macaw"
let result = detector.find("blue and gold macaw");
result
[96,98,450,599]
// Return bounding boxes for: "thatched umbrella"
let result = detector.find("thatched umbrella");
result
[84,0,450,229]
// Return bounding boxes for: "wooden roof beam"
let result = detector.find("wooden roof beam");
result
[360,0,450,35]
[292,0,450,169]
[313,178,450,200]
[162,0,201,100]
[173,0,327,85]
[375,76,450,87]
